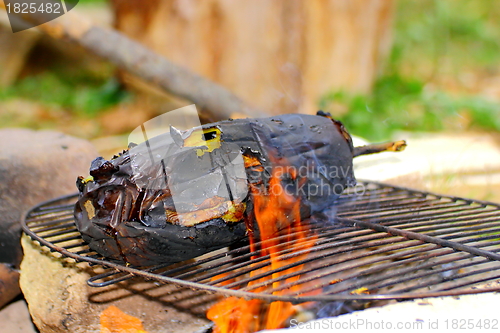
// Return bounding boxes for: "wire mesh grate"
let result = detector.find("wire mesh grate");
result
[21,181,500,302]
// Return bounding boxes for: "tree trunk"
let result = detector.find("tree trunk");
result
[111,0,394,115]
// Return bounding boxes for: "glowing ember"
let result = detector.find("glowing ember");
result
[100,305,148,333]
[207,164,318,333]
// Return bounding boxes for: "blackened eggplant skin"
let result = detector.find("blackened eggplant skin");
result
[74,112,356,266]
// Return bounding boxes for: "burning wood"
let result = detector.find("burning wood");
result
[74,112,405,268]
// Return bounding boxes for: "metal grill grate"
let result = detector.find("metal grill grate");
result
[21,181,500,302]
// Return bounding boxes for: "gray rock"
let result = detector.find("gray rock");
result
[20,236,98,333]
[0,298,37,333]
[261,293,500,333]
[0,128,98,307]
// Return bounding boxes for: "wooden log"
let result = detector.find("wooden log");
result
[111,0,394,115]
[0,0,267,120]
[0,15,40,87]
[0,263,20,308]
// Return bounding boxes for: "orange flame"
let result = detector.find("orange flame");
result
[100,305,148,333]
[207,163,317,333]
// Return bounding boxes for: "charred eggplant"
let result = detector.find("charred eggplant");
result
[74,112,405,266]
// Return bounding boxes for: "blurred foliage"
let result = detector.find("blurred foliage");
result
[0,0,123,129]
[0,71,129,117]
[320,0,500,141]
[392,0,500,74]
[2,0,499,141]
[320,74,500,141]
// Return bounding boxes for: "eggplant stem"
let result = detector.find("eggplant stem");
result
[353,140,407,158]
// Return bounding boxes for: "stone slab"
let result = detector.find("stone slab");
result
[20,235,213,333]
[260,293,500,332]
[0,299,37,333]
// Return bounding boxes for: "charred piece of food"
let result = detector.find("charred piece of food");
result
[74,112,406,266]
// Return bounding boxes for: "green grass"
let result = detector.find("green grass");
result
[394,0,500,74]
[0,71,129,117]
[319,0,500,141]
[319,74,500,141]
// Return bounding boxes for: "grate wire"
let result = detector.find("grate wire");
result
[21,181,500,302]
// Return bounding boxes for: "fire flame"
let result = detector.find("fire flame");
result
[100,305,148,333]
[207,164,317,333]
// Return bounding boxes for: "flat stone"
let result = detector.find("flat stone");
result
[0,299,37,333]
[353,133,500,191]
[0,129,98,266]
[351,135,421,190]
[0,129,97,310]
[260,293,500,332]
